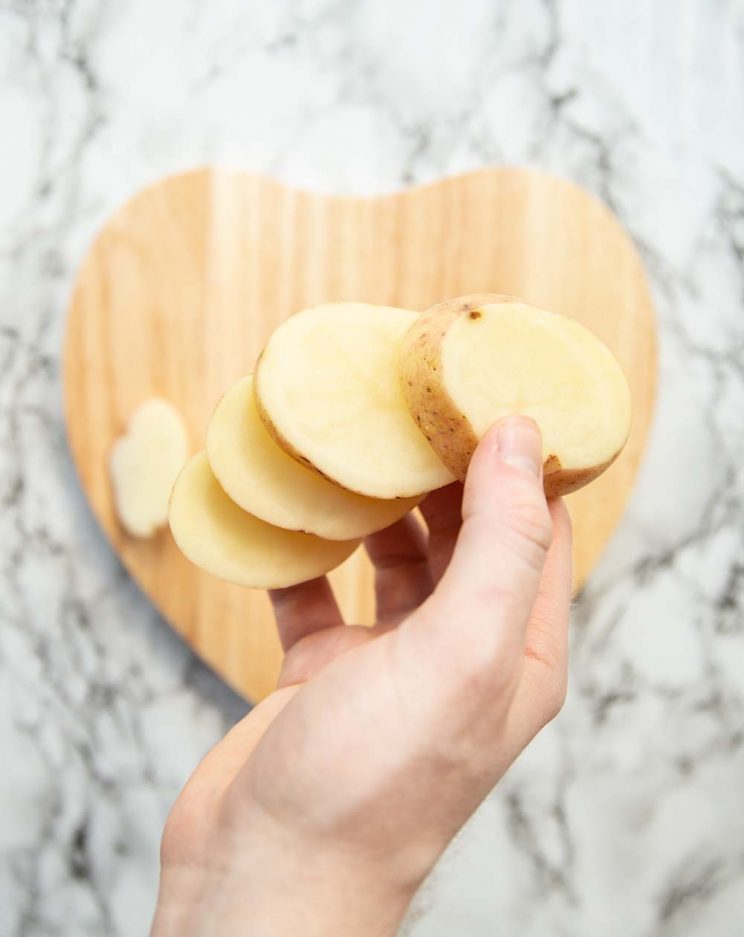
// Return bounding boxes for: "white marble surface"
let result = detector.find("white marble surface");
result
[1,1,743,934]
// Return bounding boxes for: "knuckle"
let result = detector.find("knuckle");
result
[159,808,185,865]
[535,667,568,725]
[159,791,212,867]
[524,628,568,725]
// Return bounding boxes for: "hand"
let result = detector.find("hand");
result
[152,417,572,937]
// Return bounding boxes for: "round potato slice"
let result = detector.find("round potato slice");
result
[206,376,420,539]
[254,303,454,499]
[169,453,360,589]
[401,294,632,497]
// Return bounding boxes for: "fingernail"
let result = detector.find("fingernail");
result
[495,417,542,478]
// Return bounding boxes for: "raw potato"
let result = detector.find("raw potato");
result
[207,376,420,540]
[254,303,454,499]
[110,398,189,537]
[169,453,360,589]
[401,294,632,497]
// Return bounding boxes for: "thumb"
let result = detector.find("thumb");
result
[422,416,552,670]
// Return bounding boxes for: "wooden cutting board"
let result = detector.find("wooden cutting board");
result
[64,167,657,702]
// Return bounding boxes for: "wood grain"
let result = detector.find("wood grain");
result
[64,167,657,702]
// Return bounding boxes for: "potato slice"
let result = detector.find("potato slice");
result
[110,397,189,537]
[169,453,360,589]
[401,294,632,497]
[206,376,420,539]
[254,303,454,498]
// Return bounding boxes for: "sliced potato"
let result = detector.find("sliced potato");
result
[254,303,454,499]
[110,397,189,537]
[401,294,632,497]
[206,376,420,539]
[169,453,360,589]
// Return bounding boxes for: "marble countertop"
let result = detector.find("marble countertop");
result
[1,1,743,934]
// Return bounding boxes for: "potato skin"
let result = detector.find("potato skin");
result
[400,293,624,498]
[542,453,619,498]
[400,294,510,481]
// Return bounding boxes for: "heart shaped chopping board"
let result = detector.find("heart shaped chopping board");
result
[64,167,657,702]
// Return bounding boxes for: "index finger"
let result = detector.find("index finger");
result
[269,576,344,652]
[419,482,463,583]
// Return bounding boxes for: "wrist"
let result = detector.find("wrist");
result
[153,821,417,937]
[218,855,412,936]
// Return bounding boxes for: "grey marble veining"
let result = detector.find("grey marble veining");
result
[1,1,743,935]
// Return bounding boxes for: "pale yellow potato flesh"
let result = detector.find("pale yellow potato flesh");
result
[169,453,360,589]
[110,398,189,537]
[206,376,420,539]
[254,303,454,498]
[401,295,632,496]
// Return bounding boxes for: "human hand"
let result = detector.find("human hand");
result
[152,416,572,937]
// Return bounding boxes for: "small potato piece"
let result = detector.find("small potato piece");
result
[110,398,189,537]
[401,294,632,497]
[169,453,359,589]
[207,376,420,540]
[254,303,454,499]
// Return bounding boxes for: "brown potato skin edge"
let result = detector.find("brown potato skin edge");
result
[542,451,621,498]
[400,293,626,498]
